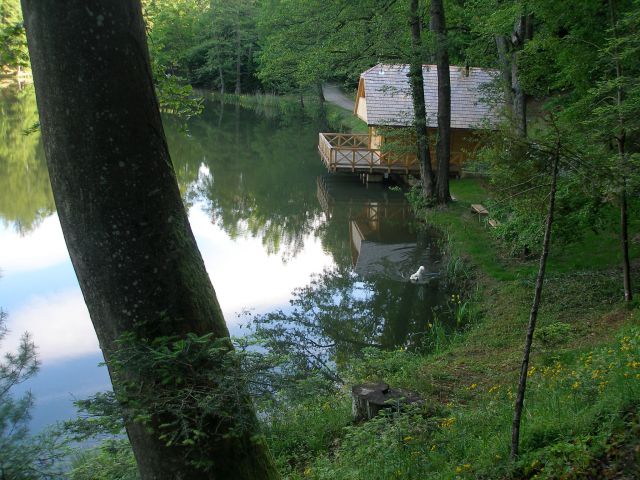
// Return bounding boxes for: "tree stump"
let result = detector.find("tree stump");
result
[351,382,423,421]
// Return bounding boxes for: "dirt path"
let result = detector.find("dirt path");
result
[322,83,354,111]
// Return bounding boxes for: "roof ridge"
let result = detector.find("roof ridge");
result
[361,63,500,74]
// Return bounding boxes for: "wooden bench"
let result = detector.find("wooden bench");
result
[471,204,489,217]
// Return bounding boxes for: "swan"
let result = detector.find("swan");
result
[410,266,426,283]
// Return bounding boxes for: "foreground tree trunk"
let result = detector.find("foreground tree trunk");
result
[408,0,435,200]
[511,143,560,459]
[21,1,279,479]
[430,0,451,204]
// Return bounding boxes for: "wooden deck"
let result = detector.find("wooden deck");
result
[318,133,420,174]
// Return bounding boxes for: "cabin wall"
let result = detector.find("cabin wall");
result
[450,129,481,172]
[369,126,383,150]
[356,97,368,123]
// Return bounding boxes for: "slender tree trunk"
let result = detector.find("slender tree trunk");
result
[609,0,633,302]
[430,0,451,204]
[235,20,242,95]
[409,0,435,200]
[620,181,632,301]
[218,63,225,95]
[511,143,560,459]
[317,82,326,105]
[21,1,279,479]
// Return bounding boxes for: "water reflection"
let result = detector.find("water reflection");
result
[250,175,452,384]
[317,175,441,281]
[0,88,54,234]
[165,101,326,261]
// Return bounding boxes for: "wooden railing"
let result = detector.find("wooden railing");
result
[318,133,419,174]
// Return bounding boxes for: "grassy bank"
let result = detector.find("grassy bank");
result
[264,179,640,479]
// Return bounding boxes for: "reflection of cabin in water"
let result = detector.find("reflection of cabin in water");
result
[317,176,435,279]
[318,64,501,177]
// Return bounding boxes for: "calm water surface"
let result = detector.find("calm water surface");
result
[0,87,448,431]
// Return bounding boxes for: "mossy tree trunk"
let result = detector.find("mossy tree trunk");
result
[409,0,435,201]
[20,1,280,478]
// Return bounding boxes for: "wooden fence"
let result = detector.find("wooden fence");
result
[318,133,419,174]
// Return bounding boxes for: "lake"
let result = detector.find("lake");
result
[0,86,450,432]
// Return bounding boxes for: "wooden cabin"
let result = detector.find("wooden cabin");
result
[319,64,501,176]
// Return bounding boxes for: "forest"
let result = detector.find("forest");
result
[0,0,639,478]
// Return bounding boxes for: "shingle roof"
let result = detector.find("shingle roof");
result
[359,64,502,129]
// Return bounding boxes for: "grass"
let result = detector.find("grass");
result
[263,177,640,479]
[430,178,640,280]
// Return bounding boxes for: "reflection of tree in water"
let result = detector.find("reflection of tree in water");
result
[170,100,326,261]
[0,90,325,259]
[248,263,451,383]
[0,87,55,234]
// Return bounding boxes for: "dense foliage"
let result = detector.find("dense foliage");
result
[0,0,28,71]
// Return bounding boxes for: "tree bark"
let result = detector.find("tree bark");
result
[20,1,279,479]
[511,142,560,459]
[430,0,451,204]
[510,14,533,137]
[408,0,435,200]
[495,35,513,108]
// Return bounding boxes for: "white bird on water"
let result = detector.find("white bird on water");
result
[409,266,426,283]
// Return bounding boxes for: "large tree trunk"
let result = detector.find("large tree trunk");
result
[409,0,435,200]
[430,0,451,204]
[511,143,560,459]
[21,1,279,479]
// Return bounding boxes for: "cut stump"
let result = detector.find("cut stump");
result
[352,382,423,421]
